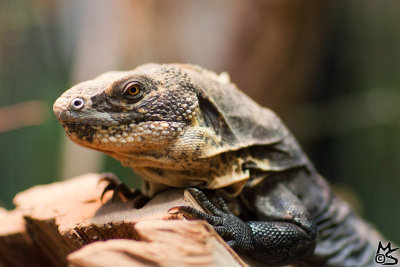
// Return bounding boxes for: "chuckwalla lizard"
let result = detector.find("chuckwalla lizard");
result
[54,63,390,266]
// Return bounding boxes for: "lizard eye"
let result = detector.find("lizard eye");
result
[122,81,144,101]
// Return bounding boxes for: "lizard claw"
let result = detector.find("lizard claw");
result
[98,172,147,207]
[99,172,122,201]
[172,188,252,250]
[186,188,231,214]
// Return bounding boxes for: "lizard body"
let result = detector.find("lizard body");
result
[54,63,386,266]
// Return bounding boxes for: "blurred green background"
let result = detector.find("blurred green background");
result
[0,0,399,244]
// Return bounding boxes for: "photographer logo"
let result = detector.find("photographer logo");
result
[375,241,399,265]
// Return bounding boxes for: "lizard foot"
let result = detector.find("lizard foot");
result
[99,172,149,208]
[172,188,253,252]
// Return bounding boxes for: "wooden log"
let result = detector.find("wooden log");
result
[68,220,244,267]
[0,173,246,267]
[0,208,51,267]
[12,173,109,266]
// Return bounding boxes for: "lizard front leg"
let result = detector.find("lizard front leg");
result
[176,187,316,266]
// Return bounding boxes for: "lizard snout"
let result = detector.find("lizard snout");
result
[53,96,86,122]
[53,94,117,127]
[53,97,68,122]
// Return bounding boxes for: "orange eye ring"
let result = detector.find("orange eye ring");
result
[123,81,144,100]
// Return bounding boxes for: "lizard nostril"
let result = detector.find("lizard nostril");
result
[70,98,85,110]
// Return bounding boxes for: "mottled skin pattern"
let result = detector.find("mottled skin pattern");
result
[54,63,384,266]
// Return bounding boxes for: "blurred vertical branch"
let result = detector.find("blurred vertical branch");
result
[58,0,125,179]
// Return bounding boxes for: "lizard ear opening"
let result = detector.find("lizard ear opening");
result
[197,93,236,145]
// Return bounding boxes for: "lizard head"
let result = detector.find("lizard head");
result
[54,63,292,195]
[53,63,225,169]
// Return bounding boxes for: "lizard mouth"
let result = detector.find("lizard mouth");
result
[63,120,186,151]
[54,97,187,151]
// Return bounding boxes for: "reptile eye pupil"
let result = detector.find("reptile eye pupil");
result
[123,82,144,100]
[128,85,139,95]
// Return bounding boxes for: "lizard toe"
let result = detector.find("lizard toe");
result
[99,172,142,204]
[186,188,226,216]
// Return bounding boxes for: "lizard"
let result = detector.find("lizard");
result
[53,63,388,266]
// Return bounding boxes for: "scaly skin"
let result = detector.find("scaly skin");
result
[54,63,387,266]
